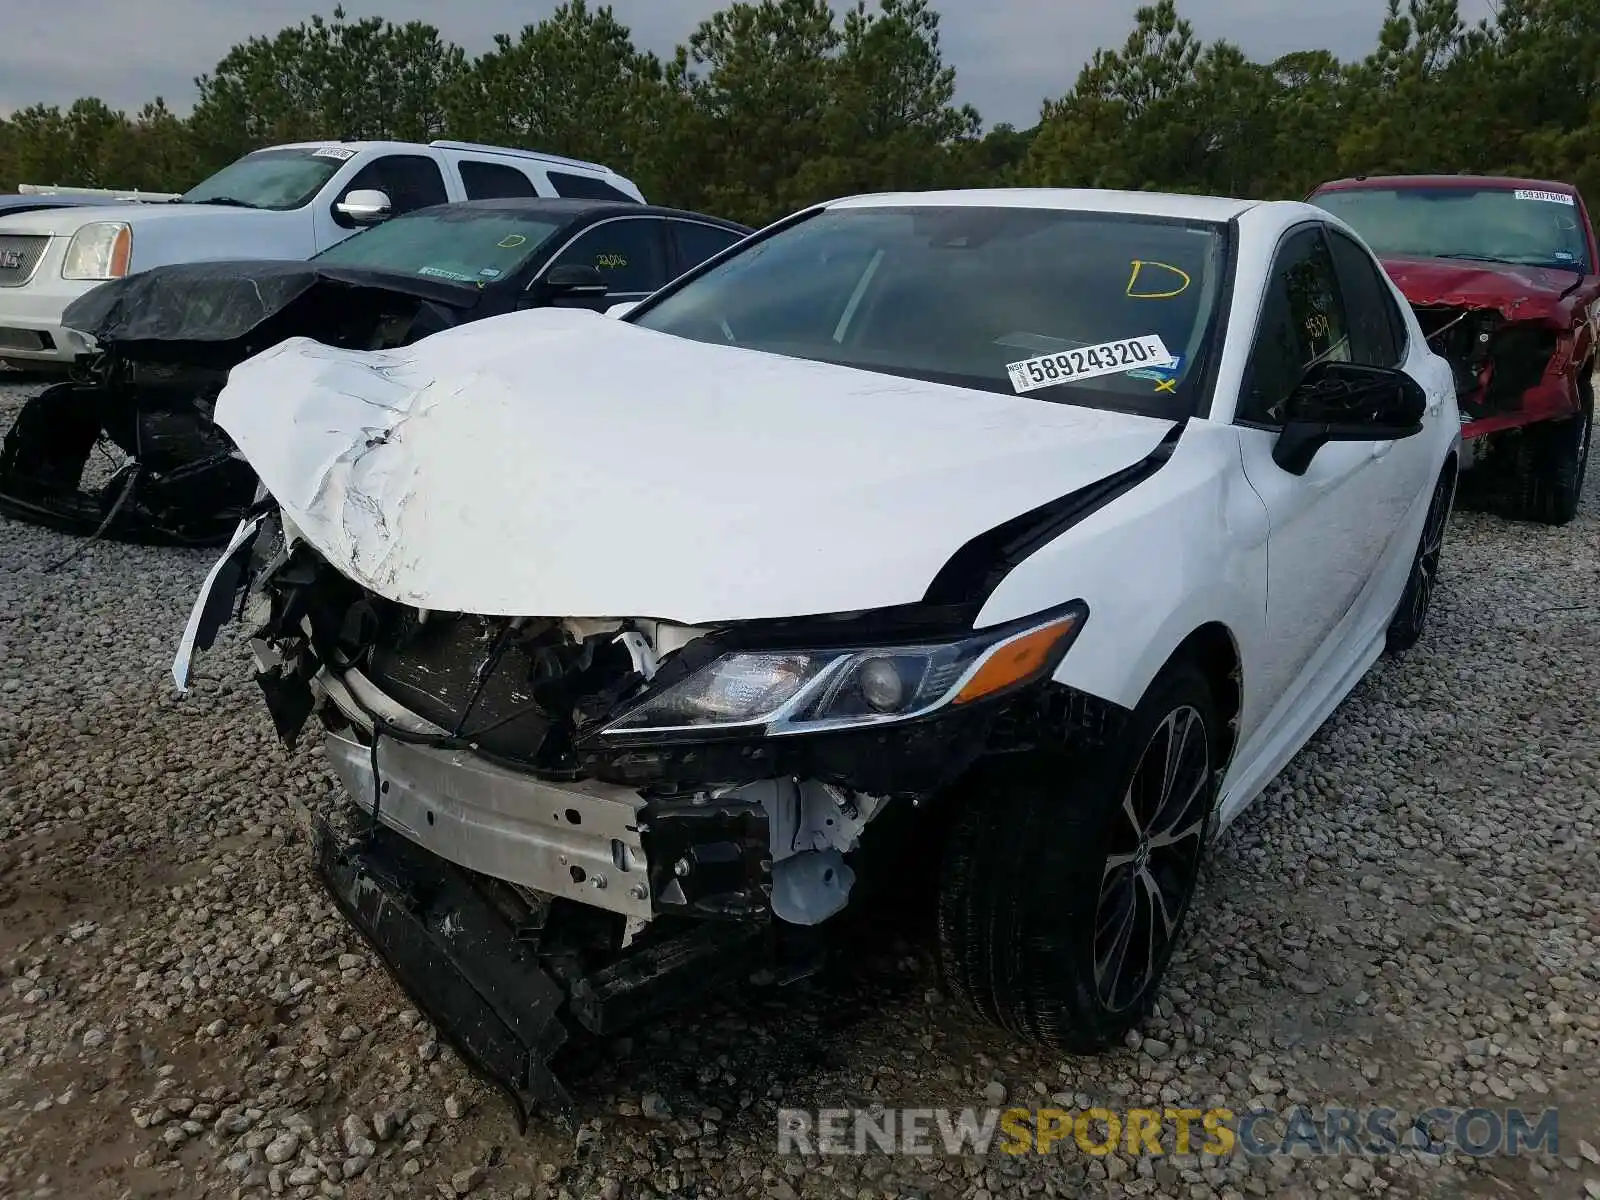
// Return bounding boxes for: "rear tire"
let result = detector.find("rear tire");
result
[936,661,1217,1052]
[1508,375,1592,526]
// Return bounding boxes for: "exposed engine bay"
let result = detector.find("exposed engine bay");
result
[1414,304,1561,422]
[0,262,477,546]
[240,526,905,929]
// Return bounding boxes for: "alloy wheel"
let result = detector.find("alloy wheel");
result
[1409,470,1453,631]
[1092,705,1211,1014]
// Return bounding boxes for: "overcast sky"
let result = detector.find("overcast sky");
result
[4,0,1470,129]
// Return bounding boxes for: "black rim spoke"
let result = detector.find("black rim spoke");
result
[1094,881,1138,1002]
[1093,703,1210,1013]
[1120,790,1145,843]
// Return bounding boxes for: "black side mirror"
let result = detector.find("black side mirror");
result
[538,264,608,299]
[1271,360,1428,475]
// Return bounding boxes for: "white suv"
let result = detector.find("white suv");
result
[0,139,644,370]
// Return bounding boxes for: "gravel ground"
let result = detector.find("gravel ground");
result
[0,376,1596,1200]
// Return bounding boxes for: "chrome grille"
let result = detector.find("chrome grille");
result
[0,235,50,287]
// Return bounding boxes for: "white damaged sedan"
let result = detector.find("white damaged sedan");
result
[174,188,1459,1120]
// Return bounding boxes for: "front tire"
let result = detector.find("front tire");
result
[936,661,1218,1052]
[1509,377,1592,526]
[1385,461,1456,655]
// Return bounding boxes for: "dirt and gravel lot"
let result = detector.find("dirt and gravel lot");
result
[0,376,1597,1200]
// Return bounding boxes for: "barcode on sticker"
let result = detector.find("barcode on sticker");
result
[1006,335,1177,395]
[1513,189,1574,206]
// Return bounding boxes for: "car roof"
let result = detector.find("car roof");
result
[399,197,752,231]
[260,140,622,177]
[1312,174,1580,195]
[821,187,1261,223]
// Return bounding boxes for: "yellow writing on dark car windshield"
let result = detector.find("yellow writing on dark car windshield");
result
[1126,260,1191,299]
[497,234,527,249]
[596,253,628,269]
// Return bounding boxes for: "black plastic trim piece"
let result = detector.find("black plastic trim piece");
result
[920,423,1182,612]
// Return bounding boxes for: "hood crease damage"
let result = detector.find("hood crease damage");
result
[214,308,1177,623]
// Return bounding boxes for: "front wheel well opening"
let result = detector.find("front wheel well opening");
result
[1165,622,1241,777]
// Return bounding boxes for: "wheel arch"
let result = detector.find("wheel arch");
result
[1441,445,1461,493]
[1154,621,1243,778]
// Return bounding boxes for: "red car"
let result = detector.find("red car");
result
[1308,174,1597,524]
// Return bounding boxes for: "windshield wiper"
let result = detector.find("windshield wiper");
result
[183,196,259,209]
[1434,251,1584,273]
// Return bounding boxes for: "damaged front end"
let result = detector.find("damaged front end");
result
[1382,257,1590,444]
[177,511,1088,1127]
[1413,303,1571,432]
[0,364,261,547]
[0,262,478,546]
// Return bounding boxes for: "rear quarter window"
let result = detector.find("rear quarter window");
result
[547,170,640,203]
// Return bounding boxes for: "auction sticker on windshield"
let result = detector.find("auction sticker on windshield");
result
[1513,189,1574,206]
[1007,334,1177,395]
[417,266,476,282]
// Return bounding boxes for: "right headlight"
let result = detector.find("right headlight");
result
[61,222,133,280]
[596,602,1088,740]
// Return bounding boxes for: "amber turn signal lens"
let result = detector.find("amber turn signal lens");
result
[950,615,1080,705]
[109,226,133,277]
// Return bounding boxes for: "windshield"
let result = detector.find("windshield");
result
[632,206,1229,418]
[311,208,565,284]
[181,147,354,211]
[1310,186,1591,273]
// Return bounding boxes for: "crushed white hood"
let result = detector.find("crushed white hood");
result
[215,308,1175,623]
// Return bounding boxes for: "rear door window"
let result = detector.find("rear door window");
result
[1325,227,1405,368]
[669,220,747,274]
[545,218,669,295]
[459,161,539,200]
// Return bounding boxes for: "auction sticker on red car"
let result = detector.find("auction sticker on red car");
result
[1513,189,1575,206]
[1007,334,1177,395]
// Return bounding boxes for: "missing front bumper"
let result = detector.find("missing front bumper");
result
[313,815,769,1131]
[313,816,577,1130]
[322,726,655,921]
